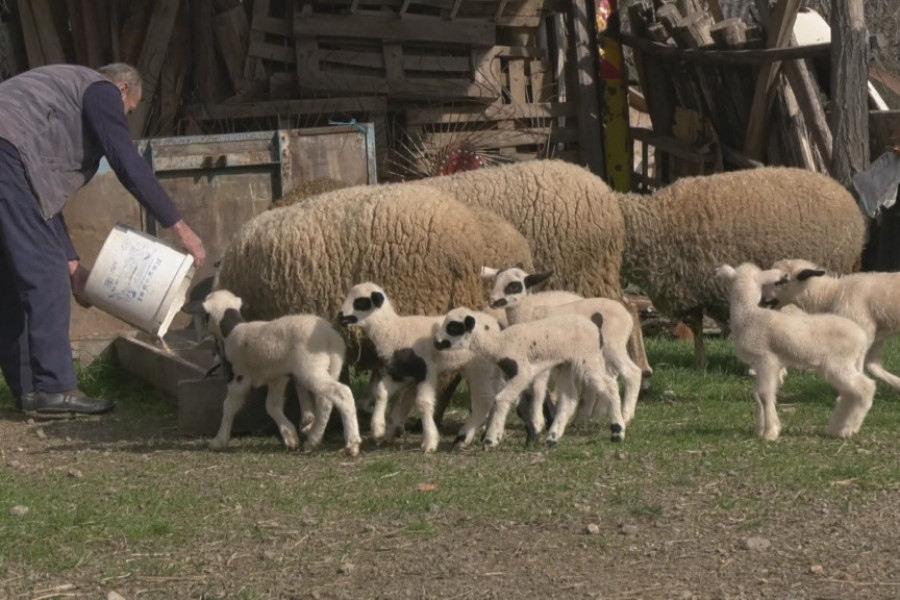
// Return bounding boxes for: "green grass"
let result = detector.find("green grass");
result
[1,334,900,594]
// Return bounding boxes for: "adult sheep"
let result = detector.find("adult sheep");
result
[618,167,867,369]
[217,182,534,322]
[422,159,652,381]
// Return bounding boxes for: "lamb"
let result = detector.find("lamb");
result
[338,282,504,453]
[716,263,875,441]
[183,289,362,456]
[422,159,652,382]
[483,266,643,434]
[434,307,626,447]
[619,167,867,370]
[764,258,900,392]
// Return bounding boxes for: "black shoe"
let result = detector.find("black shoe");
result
[19,390,115,417]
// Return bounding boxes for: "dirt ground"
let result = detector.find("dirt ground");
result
[3,400,900,600]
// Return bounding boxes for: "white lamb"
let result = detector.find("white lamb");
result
[716,263,876,441]
[434,307,626,447]
[765,258,900,392]
[482,266,642,434]
[338,282,504,453]
[185,289,362,456]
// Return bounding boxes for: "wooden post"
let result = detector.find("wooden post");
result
[570,0,606,175]
[830,0,869,185]
[130,0,183,137]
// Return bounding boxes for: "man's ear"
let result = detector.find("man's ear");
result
[523,271,553,289]
[796,269,826,281]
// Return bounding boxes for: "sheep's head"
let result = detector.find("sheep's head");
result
[482,266,553,309]
[338,282,389,328]
[716,263,789,308]
[763,258,826,308]
[434,307,479,351]
[181,289,245,338]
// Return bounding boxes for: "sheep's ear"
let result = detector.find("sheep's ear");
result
[796,269,825,281]
[523,271,553,289]
[371,291,385,308]
[464,315,476,332]
[714,264,736,281]
[756,269,786,287]
[481,266,499,279]
[181,299,206,315]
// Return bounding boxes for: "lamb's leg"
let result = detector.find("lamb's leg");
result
[324,380,362,456]
[294,384,316,433]
[825,368,876,438]
[688,308,707,371]
[525,370,552,445]
[608,350,643,425]
[577,360,626,443]
[624,299,653,389]
[415,381,441,453]
[545,366,580,446]
[484,375,533,449]
[573,386,598,425]
[752,360,782,441]
[371,374,408,444]
[864,339,900,391]
[210,377,252,450]
[454,364,496,449]
[263,376,300,450]
[385,385,417,443]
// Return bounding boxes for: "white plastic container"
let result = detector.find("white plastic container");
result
[83,223,196,339]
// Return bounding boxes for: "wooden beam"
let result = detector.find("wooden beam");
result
[18,0,67,67]
[743,0,802,160]
[191,0,229,105]
[130,0,183,137]
[570,0,605,174]
[830,0,869,185]
[293,14,496,46]
[214,5,251,92]
[186,96,387,120]
[155,2,191,136]
[614,32,831,66]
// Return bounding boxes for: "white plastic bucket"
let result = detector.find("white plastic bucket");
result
[83,223,196,339]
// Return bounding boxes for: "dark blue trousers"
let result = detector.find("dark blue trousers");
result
[0,140,77,398]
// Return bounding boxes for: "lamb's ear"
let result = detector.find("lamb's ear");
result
[523,271,553,290]
[481,266,499,279]
[371,291,385,308]
[756,269,787,287]
[181,299,206,315]
[796,269,826,281]
[714,264,736,281]
[464,315,476,332]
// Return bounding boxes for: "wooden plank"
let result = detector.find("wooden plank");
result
[295,71,498,99]
[119,0,155,65]
[570,0,605,173]
[214,5,251,92]
[419,127,579,149]
[19,0,67,67]
[615,32,830,66]
[742,0,802,160]
[507,57,527,104]
[67,0,88,64]
[130,0,183,137]
[244,0,271,82]
[406,102,578,125]
[80,0,106,67]
[293,14,496,46]
[783,52,832,168]
[530,58,551,102]
[156,2,191,136]
[18,0,46,68]
[830,0,869,185]
[191,0,229,104]
[110,0,121,61]
[186,96,387,120]
[382,43,404,82]
[295,39,320,75]
[248,40,296,64]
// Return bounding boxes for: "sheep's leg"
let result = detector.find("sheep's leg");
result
[295,384,315,434]
[624,299,653,389]
[525,370,552,445]
[385,385,417,443]
[323,381,362,456]
[577,359,626,443]
[573,386,598,425]
[415,380,441,453]
[357,370,382,415]
[263,376,300,450]
[864,339,900,391]
[752,360,782,441]
[687,308,707,371]
[454,364,496,449]
[210,377,252,450]
[371,374,405,443]
[484,375,533,449]
[303,394,333,452]
[825,369,876,438]
[546,366,580,446]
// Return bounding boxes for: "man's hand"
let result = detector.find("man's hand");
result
[69,260,92,308]
[170,220,206,268]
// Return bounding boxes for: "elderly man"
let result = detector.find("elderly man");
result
[0,63,206,417]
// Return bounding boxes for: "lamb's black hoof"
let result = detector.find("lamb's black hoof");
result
[545,438,558,448]
[482,439,498,450]
[610,423,624,442]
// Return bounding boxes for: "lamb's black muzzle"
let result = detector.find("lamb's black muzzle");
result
[434,339,451,351]
[338,313,358,325]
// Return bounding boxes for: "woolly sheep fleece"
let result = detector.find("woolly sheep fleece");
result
[423,159,627,300]
[618,167,867,324]
[216,182,534,323]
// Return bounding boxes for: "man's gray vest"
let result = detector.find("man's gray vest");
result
[0,65,108,219]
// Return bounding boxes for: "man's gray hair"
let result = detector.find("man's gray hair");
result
[97,63,143,93]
